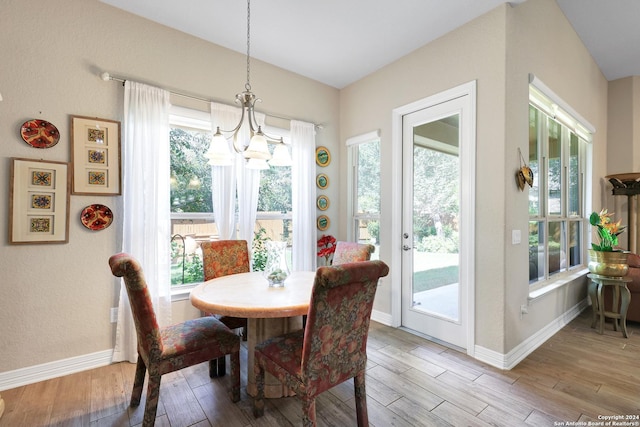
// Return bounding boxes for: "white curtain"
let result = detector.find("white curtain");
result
[237,113,263,249]
[210,102,240,239]
[113,81,172,363]
[291,120,317,271]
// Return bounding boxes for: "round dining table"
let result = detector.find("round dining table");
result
[190,270,316,398]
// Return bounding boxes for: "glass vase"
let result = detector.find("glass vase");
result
[264,241,290,287]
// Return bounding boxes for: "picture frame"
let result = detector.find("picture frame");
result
[316,195,330,211]
[315,146,331,167]
[317,215,330,231]
[71,115,121,195]
[9,158,70,244]
[316,173,329,189]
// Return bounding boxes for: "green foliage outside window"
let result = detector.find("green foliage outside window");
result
[252,227,271,271]
[170,127,212,213]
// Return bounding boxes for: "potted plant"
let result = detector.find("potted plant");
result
[588,209,629,276]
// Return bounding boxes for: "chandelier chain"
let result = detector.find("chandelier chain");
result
[245,0,251,91]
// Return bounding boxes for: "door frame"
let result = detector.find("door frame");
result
[390,80,476,355]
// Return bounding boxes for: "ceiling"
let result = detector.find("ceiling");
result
[100,0,640,89]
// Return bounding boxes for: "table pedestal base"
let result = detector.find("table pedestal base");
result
[246,316,303,398]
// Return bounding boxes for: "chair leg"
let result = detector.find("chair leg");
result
[229,350,241,402]
[209,356,226,377]
[252,360,265,418]
[130,357,146,407]
[301,397,317,427]
[142,374,162,427]
[354,371,369,427]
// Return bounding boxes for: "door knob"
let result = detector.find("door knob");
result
[402,245,412,251]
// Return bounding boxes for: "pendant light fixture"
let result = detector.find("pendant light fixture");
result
[206,0,291,169]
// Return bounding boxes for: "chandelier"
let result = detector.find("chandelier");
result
[206,0,291,170]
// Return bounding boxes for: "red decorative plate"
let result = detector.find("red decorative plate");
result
[80,204,113,231]
[21,119,60,148]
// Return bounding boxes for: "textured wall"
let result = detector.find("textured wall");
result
[0,0,339,374]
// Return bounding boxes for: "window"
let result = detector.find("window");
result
[528,80,592,289]
[255,130,293,270]
[169,107,213,287]
[169,106,293,287]
[347,131,381,259]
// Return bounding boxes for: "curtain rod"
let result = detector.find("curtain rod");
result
[100,71,323,129]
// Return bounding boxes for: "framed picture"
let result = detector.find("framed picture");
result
[9,158,70,244]
[316,195,330,211]
[316,173,329,189]
[315,146,331,167]
[71,115,121,195]
[317,215,330,231]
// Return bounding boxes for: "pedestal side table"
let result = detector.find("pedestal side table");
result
[587,273,632,338]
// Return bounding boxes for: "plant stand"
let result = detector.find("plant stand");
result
[587,273,632,338]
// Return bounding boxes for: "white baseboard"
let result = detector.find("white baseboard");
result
[474,298,589,370]
[371,309,393,326]
[0,350,113,391]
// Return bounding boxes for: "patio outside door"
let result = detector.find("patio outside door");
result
[400,88,474,350]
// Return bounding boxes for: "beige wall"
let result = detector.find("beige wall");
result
[607,76,640,175]
[0,0,630,380]
[339,3,508,346]
[340,0,609,354]
[503,0,608,352]
[0,0,339,373]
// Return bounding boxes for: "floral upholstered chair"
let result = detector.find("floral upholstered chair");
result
[253,260,389,427]
[331,241,375,265]
[108,253,240,427]
[201,240,250,377]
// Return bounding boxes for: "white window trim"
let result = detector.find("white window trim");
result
[527,76,594,298]
[346,130,381,241]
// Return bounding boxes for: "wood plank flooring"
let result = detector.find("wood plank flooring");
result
[1,310,639,426]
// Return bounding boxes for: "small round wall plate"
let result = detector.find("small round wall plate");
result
[315,146,331,167]
[317,215,330,231]
[81,204,113,230]
[316,173,329,189]
[21,119,60,148]
[317,195,330,211]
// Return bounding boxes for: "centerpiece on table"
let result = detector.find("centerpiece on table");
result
[588,209,629,277]
[264,241,290,287]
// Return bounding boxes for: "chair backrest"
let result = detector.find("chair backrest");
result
[302,260,389,394]
[108,253,162,359]
[332,241,375,265]
[201,240,250,280]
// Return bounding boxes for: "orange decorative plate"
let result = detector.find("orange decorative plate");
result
[81,204,113,231]
[21,119,60,148]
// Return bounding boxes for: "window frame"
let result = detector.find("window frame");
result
[528,76,593,294]
[169,106,293,297]
[346,130,381,255]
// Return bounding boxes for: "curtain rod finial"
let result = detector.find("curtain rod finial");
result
[101,72,110,81]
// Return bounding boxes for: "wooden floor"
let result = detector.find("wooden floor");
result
[1,310,639,427]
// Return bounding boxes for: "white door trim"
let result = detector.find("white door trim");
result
[390,80,476,355]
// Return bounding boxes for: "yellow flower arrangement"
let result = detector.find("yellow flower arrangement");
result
[589,209,626,252]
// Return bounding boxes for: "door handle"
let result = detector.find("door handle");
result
[402,245,412,251]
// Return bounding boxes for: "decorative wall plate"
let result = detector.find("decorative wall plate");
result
[315,146,331,166]
[80,204,113,230]
[317,215,330,231]
[316,173,329,189]
[21,119,60,148]
[317,195,330,211]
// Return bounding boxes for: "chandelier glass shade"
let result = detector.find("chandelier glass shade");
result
[205,0,291,168]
